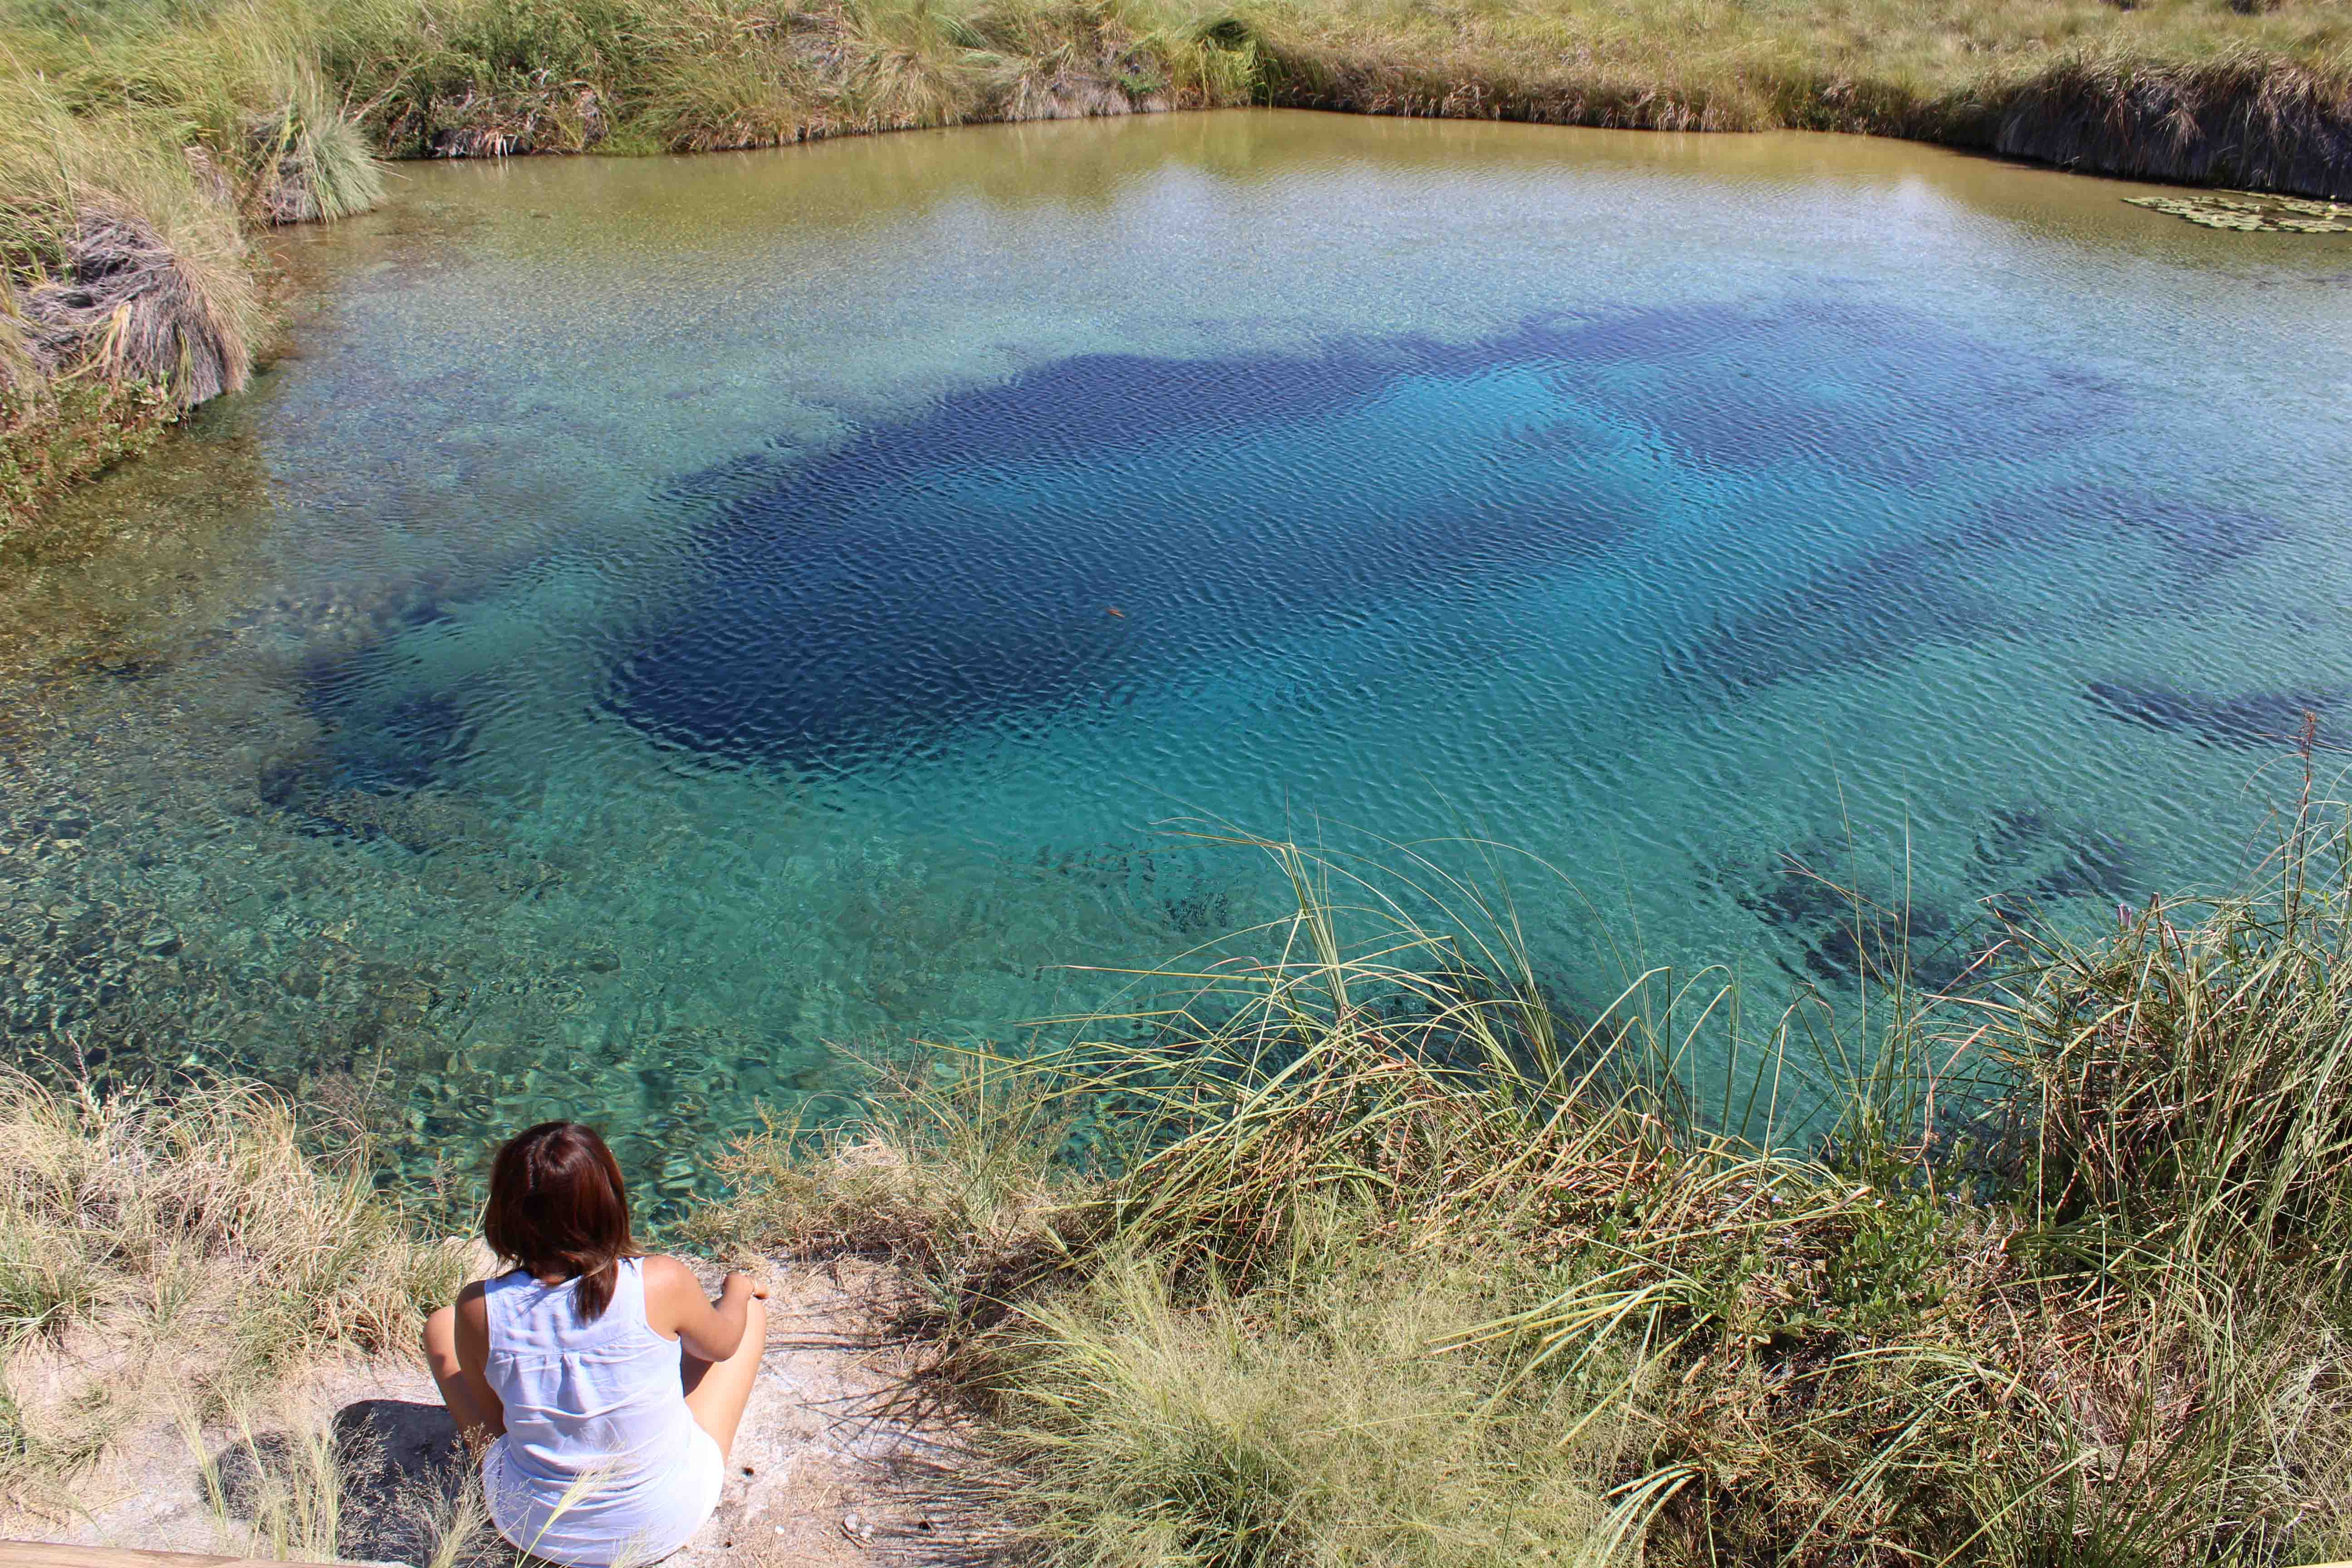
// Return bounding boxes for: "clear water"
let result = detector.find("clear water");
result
[7,111,2352,1215]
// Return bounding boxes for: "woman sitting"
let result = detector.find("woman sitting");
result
[423,1122,769,1567]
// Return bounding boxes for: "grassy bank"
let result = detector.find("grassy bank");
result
[0,1074,467,1513]
[687,819,2352,1567]
[10,806,2352,1561]
[1,0,2349,543]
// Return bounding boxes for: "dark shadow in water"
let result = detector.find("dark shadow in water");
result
[2086,680,2345,751]
[1564,296,2125,483]
[310,688,480,794]
[609,322,1631,767]
[266,622,483,826]
[606,300,2127,769]
[1715,805,2141,994]
[1670,516,2023,695]
[1671,485,2288,698]
[2101,495,2288,579]
[1726,851,1971,993]
[1970,804,2141,921]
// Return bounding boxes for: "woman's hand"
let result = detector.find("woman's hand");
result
[721,1270,771,1302]
[647,1256,764,1359]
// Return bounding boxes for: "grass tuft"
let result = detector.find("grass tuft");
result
[702,808,2352,1568]
[1002,1245,1627,1567]
[0,1073,468,1509]
[835,0,997,128]
[1986,805,2352,1279]
[246,72,390,223]
[636,0,831,149]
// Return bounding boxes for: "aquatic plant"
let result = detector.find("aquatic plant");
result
[2127,187,2352,229]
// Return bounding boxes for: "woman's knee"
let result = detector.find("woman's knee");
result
[740,1296,767,1361]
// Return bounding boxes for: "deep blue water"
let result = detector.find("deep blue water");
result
[602,301,2150,769]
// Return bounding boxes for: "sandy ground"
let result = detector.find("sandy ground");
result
[1,1260,1010,1567]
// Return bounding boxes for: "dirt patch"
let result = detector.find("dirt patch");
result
[0,1260,1009,1568]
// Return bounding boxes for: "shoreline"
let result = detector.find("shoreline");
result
[358,55,2352,200]
[9,808,2352,1566]
[3,3,2351,545]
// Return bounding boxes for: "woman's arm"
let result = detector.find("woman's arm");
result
[643,1254,769,1362]
[451,1283,508,1439]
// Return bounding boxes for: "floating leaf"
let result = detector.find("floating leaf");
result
[2123,189,2352,234]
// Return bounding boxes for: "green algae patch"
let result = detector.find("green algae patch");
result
[0,378,180,556]
[2125,189,2352,231]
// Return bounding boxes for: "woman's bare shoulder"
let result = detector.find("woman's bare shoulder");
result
[452,1278,492,1349]
[640,1253,702,1299]
[638,1254,706,1332]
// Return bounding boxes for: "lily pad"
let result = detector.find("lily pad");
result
[2125,190,2352,234]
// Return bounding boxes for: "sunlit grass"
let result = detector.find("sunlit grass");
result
[694,802,2352,1567]
[0,1074,468,1511]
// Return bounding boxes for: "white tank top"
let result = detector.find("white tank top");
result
[478,1258,721,1566]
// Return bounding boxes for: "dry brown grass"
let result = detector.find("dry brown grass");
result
[0,1073,469,1512]
[1233,0,2352,186]
[0,79,265,410]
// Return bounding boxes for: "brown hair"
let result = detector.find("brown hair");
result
[482,1122,642,1322]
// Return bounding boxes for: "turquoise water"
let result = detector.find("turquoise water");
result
[6,111,2352,1213]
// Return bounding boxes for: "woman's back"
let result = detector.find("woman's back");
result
[478,1259,719,1565]
[421,1122,766,1568]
